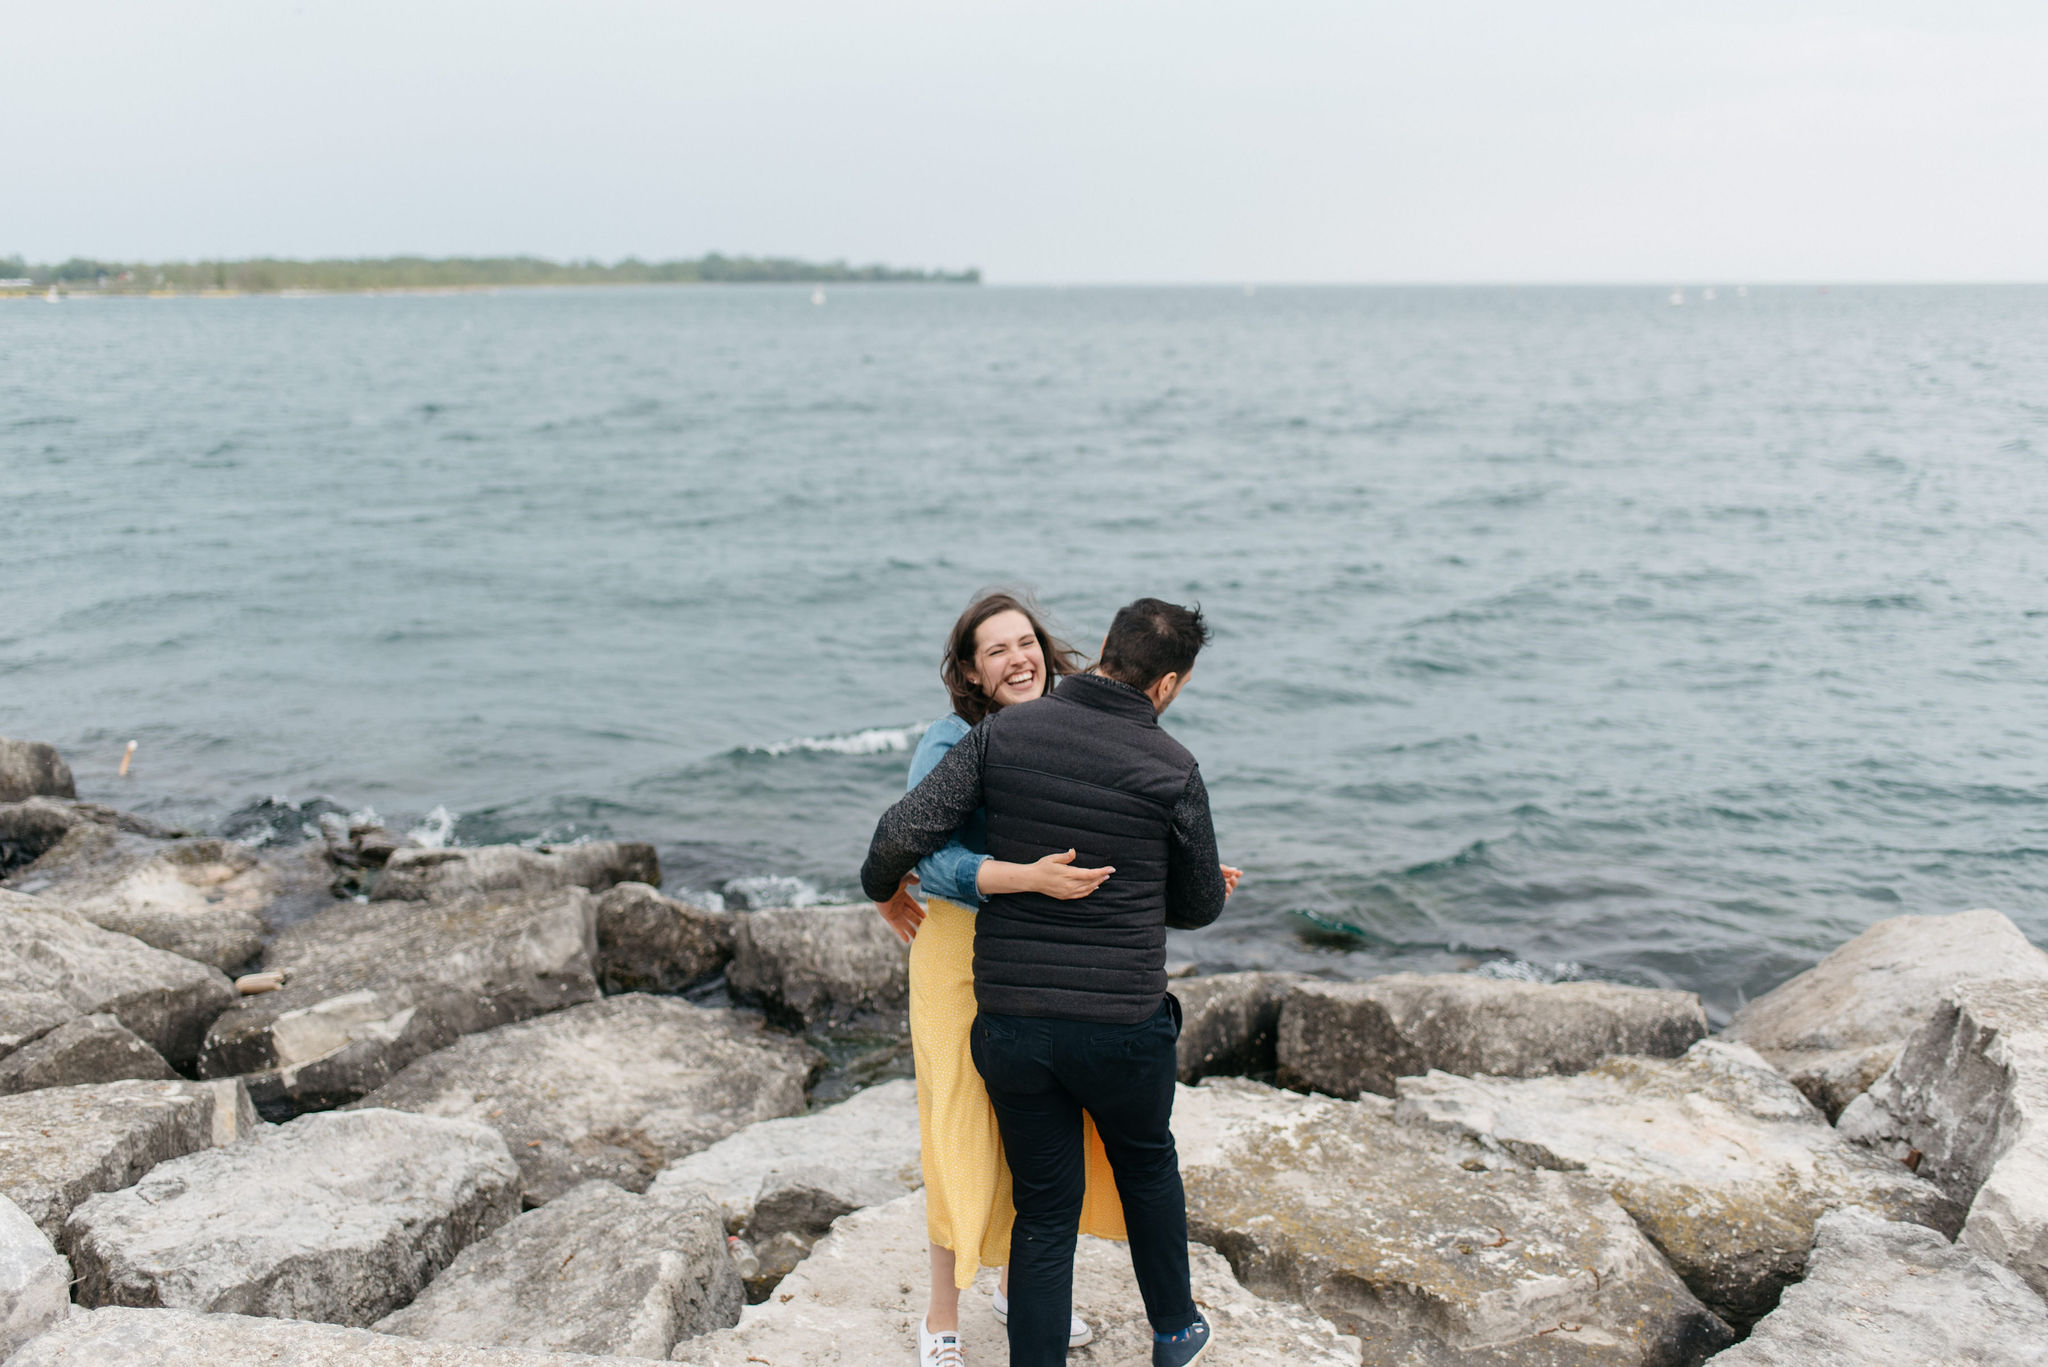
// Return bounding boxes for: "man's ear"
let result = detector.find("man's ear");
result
[1146,671,1182,712]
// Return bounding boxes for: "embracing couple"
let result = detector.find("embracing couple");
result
[861,591,1238,1367]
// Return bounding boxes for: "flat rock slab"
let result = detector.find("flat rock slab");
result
[593,882,734,995]
[1840,977,2048,1299]
[198,888,599,1116]
[1395,1039,1959,1328]
[354,994,820,1204]
[1177,1077,1734,1366]
[0,798,172,875]
[0,739,74,805]
[0,891,235,1068]
[651,1077,921,1238]
[727,905,907,1028]
[1725,909,2048,1119]
[0,1078,258,1248]
[1175,971,1301,1083]
[1709,1209,2048,1367]
[377,1179,742,1357]
[7,1307,671,1365]
[0,1012,176,1094]
[1,1194,69,1361]
[673,1188,1362,1367]
[375,841,659,901]
[6,823,275,971]
[1278,974,1707,1099]
[66,1107,518,1326]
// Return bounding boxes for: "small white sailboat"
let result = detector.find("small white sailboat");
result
[810,289,826,306]
[45,285,60,303]
[1736,285,1750,298]
[1668,288,1685,306]
[1702,287,1717,302]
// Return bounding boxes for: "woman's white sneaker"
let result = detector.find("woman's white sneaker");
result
[990,1289,1094,1348]
[919,1317,964,1367]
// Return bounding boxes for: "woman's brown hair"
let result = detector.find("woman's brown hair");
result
[941,589,1086,725]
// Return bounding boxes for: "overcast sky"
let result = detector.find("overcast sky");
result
[7,1,2046,282]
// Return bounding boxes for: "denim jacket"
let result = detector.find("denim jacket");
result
[909,712,988,906]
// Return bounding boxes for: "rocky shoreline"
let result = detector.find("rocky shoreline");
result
[3,732,2046,1364]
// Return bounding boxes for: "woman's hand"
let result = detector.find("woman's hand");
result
[1220,864,1243,897]
[1029,849,1113,900]
[874,874,926,944]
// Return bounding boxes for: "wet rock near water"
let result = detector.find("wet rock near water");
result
[0,739,75,805]
[1839,977,2048,1299]
[1708,1208,2048,1366]
[198,888,600,1116]
[0,1078,258,1249]
[1278,973,1709,1100]
[0,1194,69,1361]
[0,797,174,876]
[66,1107,518,1326]
[376,1179,742,1358]
[352,994,819,1205]
[1395,1038,1960,1329]
[593,882,734,995]
[0,1013,176,1095]
[0,890,236,1069]
[373,840,659,902]
[726,904,908,1028]
[1724,908,2048,1120]
[1176,1076,1734,1366]
[1173,970,1300,1083]
[673,1187,1363,1367]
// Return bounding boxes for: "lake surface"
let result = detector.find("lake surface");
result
[5,283,2045,1022]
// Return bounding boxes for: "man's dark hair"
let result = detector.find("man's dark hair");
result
[1098,598,1209,690]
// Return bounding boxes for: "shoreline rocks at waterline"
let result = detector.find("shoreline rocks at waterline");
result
[726,904,908,1028]
[0,739,75,805]
[1173,970,1300,1083]
[373,841,659,902]
[0,798,174,876]
[1277,973,1708,1099]
[198,888,600,1116]
[0,1194,69,1360]
[376,1180,742,1358]
[1725,908,2048,1120]
[593,882,734,995]
[352,994,820,1205]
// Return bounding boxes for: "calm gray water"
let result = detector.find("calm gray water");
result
[5,284,2045,1021]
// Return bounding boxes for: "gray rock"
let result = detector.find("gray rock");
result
[1839,978,2048,1298]
[1278,973,1709,1099]
[0,1078,258,1248]
[66,1107,518,1326]
[726,905,907,1027]
[673,1188,1362,1367]
[376,1179,742,1356]
[0,739,74,805]
[1,1194,69,1361]
[0,797,172,874]
[375,841,660,902]
[7,1306,673,1365]
[593,882,734,995]
[1173,971,1301,1082]
[6,823,274,971]
[1708,1208,2048,1367]
[650,1078,921,1238]
[0,1013,176,1094]
[353,995,820,1204]
[1177,1076,1734,1366]
[1725,909,2048,1119]
[1395,1039,1960,1329]
[198,888,600,1116]
[0,891,235,1068]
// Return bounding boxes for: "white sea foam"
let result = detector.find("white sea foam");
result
[407,805,458,849]
[746,724,928,757]
[1474,957,1592,984]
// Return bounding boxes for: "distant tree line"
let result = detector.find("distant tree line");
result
[0,253,979,293]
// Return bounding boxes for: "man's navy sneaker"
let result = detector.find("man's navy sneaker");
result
[1153,1314,1211,1367]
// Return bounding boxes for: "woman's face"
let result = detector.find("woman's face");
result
[964,609,1049,710]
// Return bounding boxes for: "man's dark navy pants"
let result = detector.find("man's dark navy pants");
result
[970,998,1198,1367]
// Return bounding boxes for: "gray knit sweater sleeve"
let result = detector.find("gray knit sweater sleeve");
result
[860,722,988,901]
[1165,764,1228,930]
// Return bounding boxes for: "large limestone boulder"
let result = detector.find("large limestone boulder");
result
[7,1306,673,1365]
[0,739,74,804]
[673,1188,1362,1366]
[1839,978,2048,1298]
[1278,973,1708,1099]
[0,890,236,1068]
[1,1194,69,1361]
[0,797,172,875]
[651,1077,921,1238]
[726,905,908,1027]
[1395,1039,1959,1328]
[375,841,659,901]
[1709,1209,2048,1366]
[0,1012,176,1094]
[1177,1077,1734,1366]
[1174,970,1300,1082]
[1725,909,2048,1119]
[66,1108,518,1325]
[353,994,819,1204]
[593,882,734,995]
[376,1179,742,1357]
[0,1078,258,1247]
[198,888,599,1116]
